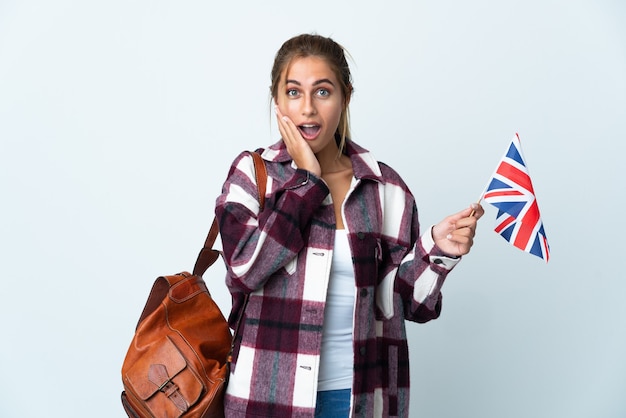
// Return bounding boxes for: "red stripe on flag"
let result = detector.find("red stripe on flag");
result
[543,234,550,262]
[484,190,524,199]
[496,161,535,194]
[513,200,540,250]
[495,215,515,233]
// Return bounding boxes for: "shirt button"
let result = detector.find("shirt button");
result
[360,288,368,297]
[434,259,444,265]
[359,347,366,356]
[357,232,365,239]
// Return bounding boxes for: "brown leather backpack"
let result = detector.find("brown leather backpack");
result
[121,152,266,418]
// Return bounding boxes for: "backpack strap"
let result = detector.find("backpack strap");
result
[192,151,267,277]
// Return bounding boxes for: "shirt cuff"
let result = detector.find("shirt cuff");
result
[421,225,462,270]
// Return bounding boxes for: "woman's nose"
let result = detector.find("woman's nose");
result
[301,94,317,116]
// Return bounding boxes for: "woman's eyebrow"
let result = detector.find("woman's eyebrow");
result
[285,78,335,86]
[313,79,335,87]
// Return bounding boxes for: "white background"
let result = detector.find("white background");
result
[1,1,625,417]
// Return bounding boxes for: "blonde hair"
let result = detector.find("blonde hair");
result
[270,34,353,152]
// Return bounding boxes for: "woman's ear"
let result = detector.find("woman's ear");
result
[344,84,353,106]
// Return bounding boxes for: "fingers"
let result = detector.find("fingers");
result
[274,106,304,152]
[274,106,321,176]
[275,106,297,145]
[469,202,485,220]
[432,203,484,256]
[454,215,477,233]
[442,226,475,256]
[447,224,475,244]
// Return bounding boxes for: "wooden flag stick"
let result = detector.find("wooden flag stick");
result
[470,198,482,217]
[470,175,492,217]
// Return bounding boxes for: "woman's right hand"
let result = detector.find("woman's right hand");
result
[275,105,321,177]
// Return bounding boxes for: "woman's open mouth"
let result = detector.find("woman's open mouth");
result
[298,124,321,141]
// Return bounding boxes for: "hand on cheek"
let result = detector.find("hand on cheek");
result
[275,105,321,176]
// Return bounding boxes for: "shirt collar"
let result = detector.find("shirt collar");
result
[261,139,384,183]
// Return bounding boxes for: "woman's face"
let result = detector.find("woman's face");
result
[275,56,344,155]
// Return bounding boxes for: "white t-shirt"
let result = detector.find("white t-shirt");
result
[318,229,356,391]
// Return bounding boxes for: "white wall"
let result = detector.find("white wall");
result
[1,1,625,417]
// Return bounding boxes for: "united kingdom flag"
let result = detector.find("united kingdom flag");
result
[482,134,550,262]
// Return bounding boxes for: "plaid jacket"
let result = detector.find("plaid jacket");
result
[215,140,461,418]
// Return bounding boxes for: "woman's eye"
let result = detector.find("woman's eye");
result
[317,88,330,97]
[286,89,298,97]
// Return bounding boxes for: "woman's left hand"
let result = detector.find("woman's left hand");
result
[431,203,484,257]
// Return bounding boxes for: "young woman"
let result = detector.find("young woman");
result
[215,33,484,418]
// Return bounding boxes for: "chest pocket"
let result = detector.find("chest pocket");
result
[350,232,382,286]
[351,233,395,319]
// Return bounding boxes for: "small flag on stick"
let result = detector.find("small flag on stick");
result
[480,134,550,262]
